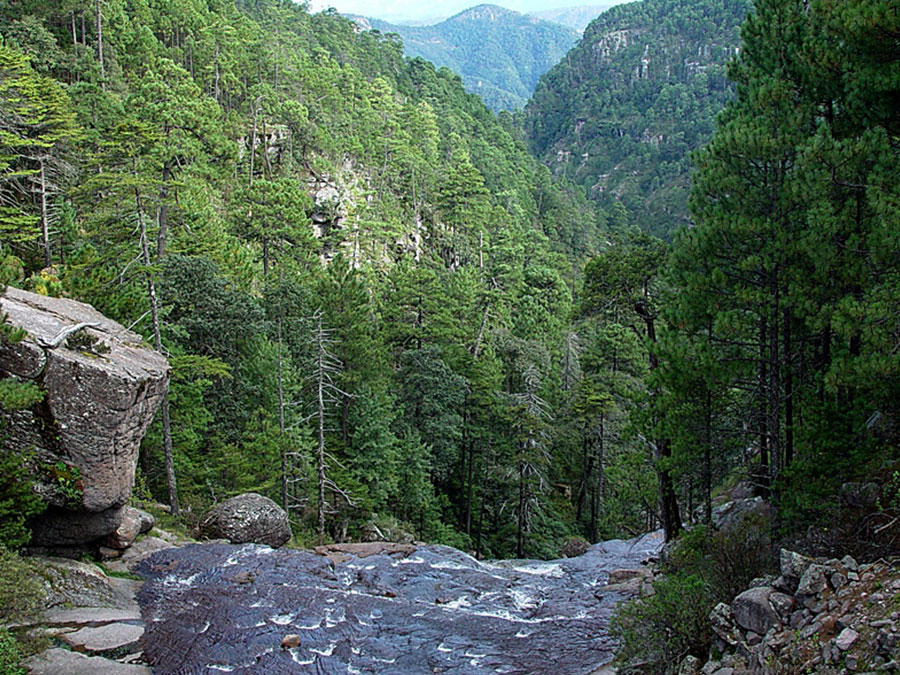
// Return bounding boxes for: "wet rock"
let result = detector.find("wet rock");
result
[199,493,291,548]
[41,607,142,627]
[732,587,779,635]
[280,634,301,649]
[23,647,150,674]
[136,532,664,674]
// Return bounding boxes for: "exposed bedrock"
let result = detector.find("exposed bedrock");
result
[0,287,169,546]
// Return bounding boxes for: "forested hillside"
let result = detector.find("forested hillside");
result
[0,0,622,560]
[524,0,750,238]
[353,5,579,111]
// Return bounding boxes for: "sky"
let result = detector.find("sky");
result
[306,0,626,25]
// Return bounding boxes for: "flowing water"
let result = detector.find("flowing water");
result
[136,531,663,674]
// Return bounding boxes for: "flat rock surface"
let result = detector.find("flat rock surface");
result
[42,607,142,627]
[62,622,145,652]
[136,531,664,674]
[24,648,151,674]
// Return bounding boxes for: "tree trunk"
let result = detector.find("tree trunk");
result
[39,159,51,268]
[134,177,178,516]
[316,316,327,541]
[95,0,105,89]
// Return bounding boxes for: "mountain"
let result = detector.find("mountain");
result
[523,0,751,238]
[352,5,579,111]
[528,5,613,32]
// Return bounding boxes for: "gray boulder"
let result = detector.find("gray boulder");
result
[199,493,291,548]
[731,586,780,635]
[105,506,155,550]
[0,287,169,545]
[711,497,772,530]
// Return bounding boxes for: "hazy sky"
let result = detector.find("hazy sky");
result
[306,0,625,24]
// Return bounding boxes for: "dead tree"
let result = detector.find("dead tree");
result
[304,311,355,541]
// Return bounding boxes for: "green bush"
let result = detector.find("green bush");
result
[611,514,775,674]
[610,573,713,674]
[0,546,44,625]
[0,628,25,675]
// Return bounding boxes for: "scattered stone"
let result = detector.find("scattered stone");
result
[23,647,150,674]
[105,507,155,549]
[835,627,859,651]
[710,602,742,647]
[281,634,301,649]
[732,587,780,635]
[61,623,144,653]
[780,549,815,582]
[796,564,828,597]
[769,591,794,620]
[199,493,291,548]
[831,572,848,590]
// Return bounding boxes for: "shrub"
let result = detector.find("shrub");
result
[610,573,713,674]
[0,628,25,675]
[0,546,44,625]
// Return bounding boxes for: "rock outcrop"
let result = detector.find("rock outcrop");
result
[686,549,900,674]
[0,287,169,546]
[199,492,292,548]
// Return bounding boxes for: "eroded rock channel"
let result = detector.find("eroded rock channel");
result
[136,532,662,674]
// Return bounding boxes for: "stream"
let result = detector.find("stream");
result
[136,531,663,674]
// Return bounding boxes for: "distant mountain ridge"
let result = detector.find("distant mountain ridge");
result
[528,5,613,32]
[350,4,579,111]
[523,0,751,238]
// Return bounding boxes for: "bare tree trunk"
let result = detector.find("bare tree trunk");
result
[277,316,288,511]
[157,161,170,261]
[39,159,51,268]
[316,315,327,541]
[134,175,178,516]
[96,0,105,89]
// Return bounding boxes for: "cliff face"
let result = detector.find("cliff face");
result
[0,287,169,546]
[524,0,750,238]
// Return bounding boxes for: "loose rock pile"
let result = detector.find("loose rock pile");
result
[685,549,900,674]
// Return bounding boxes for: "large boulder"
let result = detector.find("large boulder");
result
[731,586,780,635]
[0,287,169,546]
[199,493,291,548]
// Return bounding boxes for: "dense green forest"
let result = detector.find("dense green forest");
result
[354,5,579,112]
[0,0,897,575]
[524,0,750,239]
[0,0,618,560]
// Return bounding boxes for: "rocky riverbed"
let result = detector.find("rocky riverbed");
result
[134,532,663,674]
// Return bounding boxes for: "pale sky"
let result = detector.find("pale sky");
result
[307,0,624,25]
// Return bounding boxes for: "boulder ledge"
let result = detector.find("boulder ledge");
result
[0,287,169,546]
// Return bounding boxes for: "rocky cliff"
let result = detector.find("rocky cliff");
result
[0,287,169,546]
